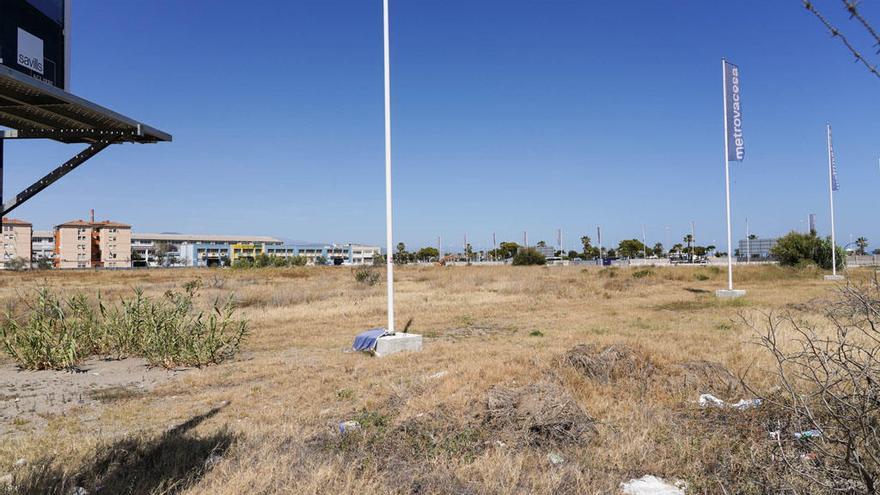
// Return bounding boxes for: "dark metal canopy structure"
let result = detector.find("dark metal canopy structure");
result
[0,65,171,216]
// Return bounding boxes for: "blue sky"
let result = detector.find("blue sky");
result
[5,1,879,252]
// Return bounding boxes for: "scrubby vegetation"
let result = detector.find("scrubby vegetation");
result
[771,230,845,270]
[0,281,247,370]
[746,277,880,492]
[232,254,307,269]
[512,248,546,266]
[353,266,381,286]
[4,265,880,494]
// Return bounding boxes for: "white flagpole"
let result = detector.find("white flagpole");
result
[383,0,395,333]
[721,59,734,291]
[746,217,750,263]
[827,123,837,277]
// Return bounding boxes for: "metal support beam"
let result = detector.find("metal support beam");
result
[1,128,142,144]
[2,140,112,217]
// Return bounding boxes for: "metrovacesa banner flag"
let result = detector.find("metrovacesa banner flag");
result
[724,60,745,162]
[829,127,840,191]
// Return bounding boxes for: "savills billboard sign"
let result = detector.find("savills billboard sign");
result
[0,0,70,90]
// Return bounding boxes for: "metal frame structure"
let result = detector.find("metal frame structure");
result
[0,65,170,217]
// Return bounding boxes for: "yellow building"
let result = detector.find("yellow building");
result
[230,243,265,264]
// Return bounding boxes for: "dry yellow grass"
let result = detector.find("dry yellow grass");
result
[0,264,871,494]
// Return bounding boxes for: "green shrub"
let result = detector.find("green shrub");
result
[231,258,254,269]
[5,257,29,271]
[353,266,380,286]
[1,283,248,370]
[771,231,845,270]
[1,289,98,370]
[512,248,546,266]
[288,255,308,267]
[35,257,53,270]
[136,286,248,369]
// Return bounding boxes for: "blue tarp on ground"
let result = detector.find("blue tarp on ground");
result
[353,328,387,351]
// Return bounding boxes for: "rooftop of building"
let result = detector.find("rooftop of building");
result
[55,220,131,229]
[2,217,32,227]
[131,232,284,244]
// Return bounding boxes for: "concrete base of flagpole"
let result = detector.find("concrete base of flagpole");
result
[823,274,845,281]
[375,333,422,357]
[715,289,746,299]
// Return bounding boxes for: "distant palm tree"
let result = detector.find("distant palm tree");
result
[683,234,694,262]
[856,237,869,255]
[747,234,758,262]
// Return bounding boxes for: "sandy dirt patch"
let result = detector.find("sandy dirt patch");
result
[0,358,186,436]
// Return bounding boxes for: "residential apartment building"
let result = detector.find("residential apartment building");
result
[54,220,132,269]
[96,222,132,268]
[32,223,379,268]
[32,230,54,262]
[1,218,32,269]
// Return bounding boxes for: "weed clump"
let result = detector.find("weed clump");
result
[0,289,98,370]
[353,266,380,286]
[667,360,741,398]
[1,282,248,370]
[564,343,653,384]
[485,381,596,446]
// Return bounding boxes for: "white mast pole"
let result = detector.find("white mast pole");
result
[382,0,395,333]
[722,59,734,291]
[827,123,837,277]
[746,217,750,263]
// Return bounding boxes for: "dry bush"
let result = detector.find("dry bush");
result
[306,407,486,494]
[564,343,654,384]
[484,381,596,446]
[744,277,880,493]
[666,360,742,399]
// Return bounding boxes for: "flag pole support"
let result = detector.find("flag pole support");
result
[351,0,422,357]
[824,123,844,281]
[717,58,746,299]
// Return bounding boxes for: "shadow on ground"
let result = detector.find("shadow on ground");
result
[6,402,234,495]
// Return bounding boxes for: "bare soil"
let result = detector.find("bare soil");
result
[0,357,186,435]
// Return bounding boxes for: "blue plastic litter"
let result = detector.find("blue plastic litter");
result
[353,328,387,351]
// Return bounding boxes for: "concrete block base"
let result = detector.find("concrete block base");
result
[375,333,423,357]
[824,274,845,281]
[715,289,746,299]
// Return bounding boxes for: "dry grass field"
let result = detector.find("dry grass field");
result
[0,264,871,494]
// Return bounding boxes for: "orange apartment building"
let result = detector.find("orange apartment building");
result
[1,218,33,269]
[54,220,132,269]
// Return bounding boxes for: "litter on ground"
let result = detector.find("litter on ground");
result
[621,475,686,495]
[338,420,361,434]
[698,394,761,410]
[794,429,822,440]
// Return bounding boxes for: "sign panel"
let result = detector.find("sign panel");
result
[0,0,69,89]
[724,60,744,162]
[17,27,44,74]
